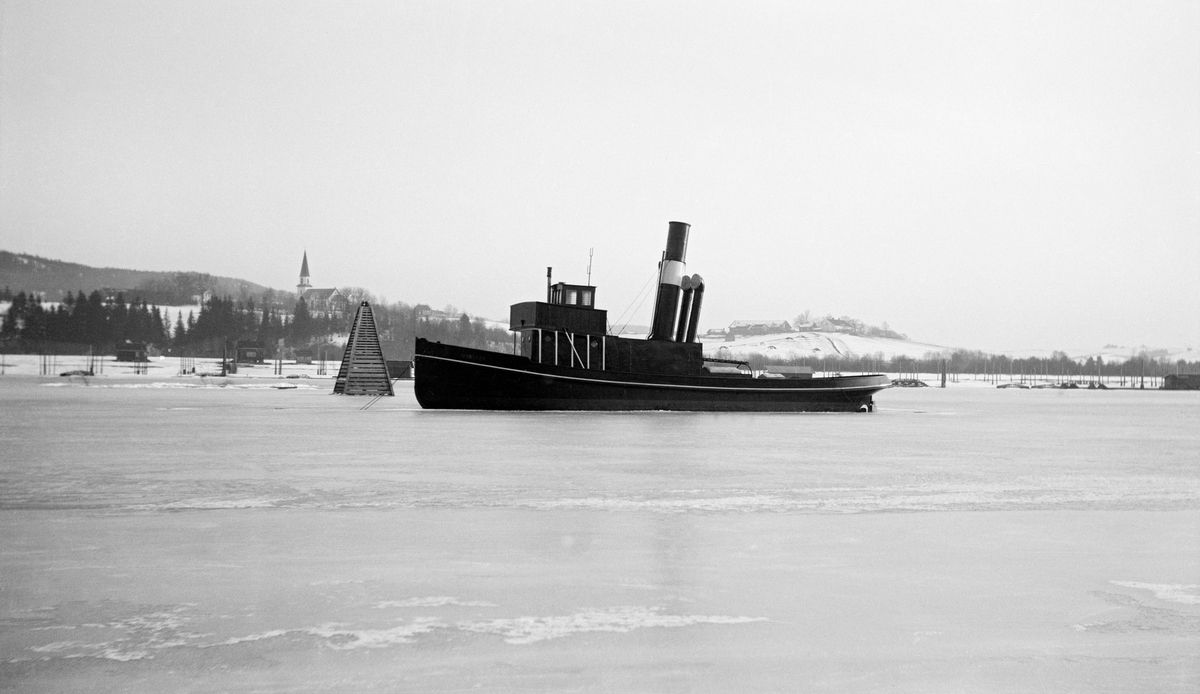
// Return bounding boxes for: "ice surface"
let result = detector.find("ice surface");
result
[1,374,1197,692]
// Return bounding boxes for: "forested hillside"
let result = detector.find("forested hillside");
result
[0,251,275,305]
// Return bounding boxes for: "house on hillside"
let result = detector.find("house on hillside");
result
[100,288,136,304]
[727,320,793,338]
[814,317,856,333]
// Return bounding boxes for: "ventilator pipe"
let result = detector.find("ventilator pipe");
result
[684,275,705,343]
[675,275,696,342]
[648,221,690,341]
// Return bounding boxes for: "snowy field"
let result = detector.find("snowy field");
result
[1,366,1198,692]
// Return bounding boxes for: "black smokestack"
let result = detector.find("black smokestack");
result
[675,275,696,342]
[684,275,704,343]
[648,221,690,341]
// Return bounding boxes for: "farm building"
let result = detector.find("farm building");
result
[727,320,793,338]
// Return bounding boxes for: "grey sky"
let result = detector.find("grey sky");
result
[2,1,1197,350]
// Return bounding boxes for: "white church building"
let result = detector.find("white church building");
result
[296,252,349,318]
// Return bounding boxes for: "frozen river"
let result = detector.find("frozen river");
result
[2,374,1198,692]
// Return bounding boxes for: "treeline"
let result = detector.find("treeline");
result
[171,295,324,355]
[1,291,170,351]
[133,272,283,308]
[743,348,1200,377]
[130,272,219,305]
[149,294,350,356]
[0,288,513,359]
[0,290,339,356]
[371,302,512,360]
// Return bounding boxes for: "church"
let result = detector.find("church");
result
[296,252,349,318]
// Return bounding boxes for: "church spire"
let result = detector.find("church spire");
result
[297,251,312,295]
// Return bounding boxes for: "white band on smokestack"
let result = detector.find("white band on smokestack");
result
[648,221,691,341]
[659,260,685,287]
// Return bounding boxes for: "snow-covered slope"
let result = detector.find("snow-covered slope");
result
[701,332,954,361]
[700,332,1198,364]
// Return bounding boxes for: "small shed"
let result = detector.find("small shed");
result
[1163,374,1200,390]
[386,360,413,379]
[236,340,266,364]
[114,341,148,362]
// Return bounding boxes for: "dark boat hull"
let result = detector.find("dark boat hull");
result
[414,338,889,412]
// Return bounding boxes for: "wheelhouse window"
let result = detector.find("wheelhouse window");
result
[549,282,596,308]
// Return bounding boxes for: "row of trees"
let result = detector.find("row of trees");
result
[1,291,171,349]
[371,302,511,360]
[0,288,512,359]
[131,272,292,308]
[173,295,289,355]
[737,348,1199,378]
[0,290,341,356]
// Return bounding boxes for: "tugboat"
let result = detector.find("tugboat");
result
[414,222,890,411]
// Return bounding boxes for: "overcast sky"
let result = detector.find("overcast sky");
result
[1,1,1197,351]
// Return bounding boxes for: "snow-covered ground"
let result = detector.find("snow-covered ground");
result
[1,379,1197,692]
[0,353,340,382]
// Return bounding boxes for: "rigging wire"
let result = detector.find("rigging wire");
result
[360,392,387,410]
[609,268,660,336]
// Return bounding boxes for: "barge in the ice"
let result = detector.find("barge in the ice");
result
[414,221,890,412]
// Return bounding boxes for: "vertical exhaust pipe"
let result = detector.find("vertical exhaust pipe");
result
[684,275,704,343]
[648,221,690,341]
[675,276,696,342]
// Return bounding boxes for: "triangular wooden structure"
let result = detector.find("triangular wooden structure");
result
[333,301,394,396]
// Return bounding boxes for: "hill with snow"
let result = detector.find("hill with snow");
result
[697,331,1197,365]
[701,332,952,362]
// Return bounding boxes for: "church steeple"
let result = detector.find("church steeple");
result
[297,251,312,295]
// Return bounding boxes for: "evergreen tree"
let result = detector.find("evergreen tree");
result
[110,293,129,344]
[290,298,313,344]
[150,306,167,346]
[174,313,187,349]
[84,291,106,346]
[1,292,27,337]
